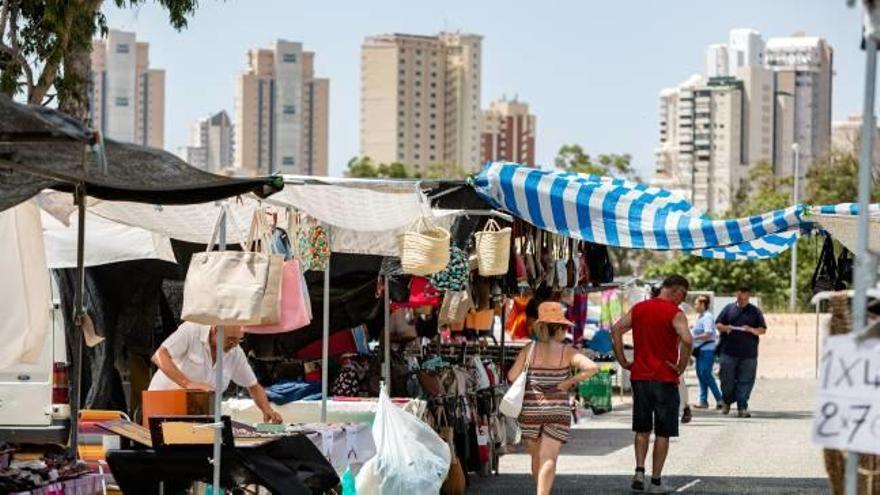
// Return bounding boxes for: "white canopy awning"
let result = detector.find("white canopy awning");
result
[815,214,880,253]
[37,181,447,257]
[266,183,427,232]
[41,209,176,269]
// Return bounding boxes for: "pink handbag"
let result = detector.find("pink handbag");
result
[245,259,311,334]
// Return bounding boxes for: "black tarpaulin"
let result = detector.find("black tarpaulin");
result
[0,95,282,211]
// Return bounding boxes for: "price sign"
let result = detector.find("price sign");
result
[812,335,880,455]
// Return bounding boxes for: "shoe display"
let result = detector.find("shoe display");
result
[681,406,693,424]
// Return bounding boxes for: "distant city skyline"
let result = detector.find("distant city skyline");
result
[101,0,864,178]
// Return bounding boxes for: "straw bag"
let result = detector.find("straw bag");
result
[474,219,511,276]
[182,206,281,326]
[400,216,451,276]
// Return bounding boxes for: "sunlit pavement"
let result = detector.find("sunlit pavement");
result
[472,377,830,494]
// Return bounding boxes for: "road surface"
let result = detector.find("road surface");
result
[472,377,830,494]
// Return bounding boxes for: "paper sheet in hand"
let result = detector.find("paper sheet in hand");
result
[812,335,880,455]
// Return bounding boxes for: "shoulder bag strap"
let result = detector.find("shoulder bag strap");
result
[206,203,247,252]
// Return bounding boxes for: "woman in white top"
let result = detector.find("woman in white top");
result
[691,295,723,409]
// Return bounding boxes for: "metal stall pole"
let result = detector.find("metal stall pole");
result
[69,183,87,457]
[789,143,801,312]
[384,276,391,389]
[321,233,331,423]
[815,300,821,379]
[212,205,228,493]
[845,21,878,495]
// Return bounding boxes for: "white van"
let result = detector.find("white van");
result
[0,280,71,445]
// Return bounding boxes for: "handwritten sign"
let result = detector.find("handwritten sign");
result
[812,335,880,455]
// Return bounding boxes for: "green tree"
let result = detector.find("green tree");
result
[805,148,880,205]
[345,156,379,178]
[420,162,467,180]
[377,162,409,178]
[554,144,639,180]
[642,159,862,311]
[346,157,415,179]
[1,0,198,116]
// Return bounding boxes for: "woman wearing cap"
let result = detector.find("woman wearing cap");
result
[508,301,600,495]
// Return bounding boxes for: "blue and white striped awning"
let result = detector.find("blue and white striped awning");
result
[473,163,806,259]
[684,231,801,260]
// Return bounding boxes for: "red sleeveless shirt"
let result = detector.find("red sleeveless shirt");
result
[630,298,681,383]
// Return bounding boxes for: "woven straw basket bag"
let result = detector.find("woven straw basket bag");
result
[400,216,451,275]
[475,219,512,276]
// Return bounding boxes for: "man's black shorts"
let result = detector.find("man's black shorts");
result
[631,380,680,438]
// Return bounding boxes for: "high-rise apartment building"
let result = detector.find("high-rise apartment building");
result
[765,36,833,185]
[90,29,165,148]
[480,97,536,165]
[234,40,329,176]
[655,76,743,213]
[728,28,765,74]
[654,29,832,213]
[706,44,730,78]
[360,32,483,174]
[180,110,234,173]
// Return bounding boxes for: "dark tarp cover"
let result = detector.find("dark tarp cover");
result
[0,95,282,211]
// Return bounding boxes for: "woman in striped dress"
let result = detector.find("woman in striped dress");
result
[508,302,600,495]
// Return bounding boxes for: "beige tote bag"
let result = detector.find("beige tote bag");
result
[182,206,277,326]
[246,211,284,325]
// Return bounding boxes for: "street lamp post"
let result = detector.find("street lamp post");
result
[789,143,800,312]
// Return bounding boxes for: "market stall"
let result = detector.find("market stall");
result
[0,94,282,494]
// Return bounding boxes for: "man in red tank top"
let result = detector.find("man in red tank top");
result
[612,275,693,493]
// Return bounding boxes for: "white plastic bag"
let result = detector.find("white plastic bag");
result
[356,386,451,495]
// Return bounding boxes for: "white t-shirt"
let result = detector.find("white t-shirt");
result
[148,322,258,392]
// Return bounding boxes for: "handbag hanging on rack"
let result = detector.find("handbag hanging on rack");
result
[247,211,285,325]
[811,236,838,295]
[474,219,512,277]
[400,215,451,276]
[182,206,283,326]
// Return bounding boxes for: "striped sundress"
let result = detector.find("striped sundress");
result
[518,345,572,443]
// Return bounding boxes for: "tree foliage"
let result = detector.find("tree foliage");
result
[0,0,198,115]
[554,144,639,181]
[644,151,872,311]
[805,148,880,205]
[345,156,468,180]
[345,156,410,178]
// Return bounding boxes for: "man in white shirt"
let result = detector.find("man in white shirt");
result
[149,321,282,423]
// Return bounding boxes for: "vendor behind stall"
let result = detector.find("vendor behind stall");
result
[148,322,282,423]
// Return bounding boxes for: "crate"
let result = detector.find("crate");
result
[579,369,613,413]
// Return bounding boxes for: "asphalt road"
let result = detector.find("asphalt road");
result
[471,377,830,494]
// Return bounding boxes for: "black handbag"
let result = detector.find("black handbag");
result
[387,274,412,302]
[586,243,614,285]
[835,248,854,290]
[810,236,838,295]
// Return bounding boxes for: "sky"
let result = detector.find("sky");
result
[103,0,865,179]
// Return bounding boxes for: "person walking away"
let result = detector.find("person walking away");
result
[507,302,599,495]
[715,287,766,418]
[690,295,722,409]
[678,375,692,424]
[612,275,693,493]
